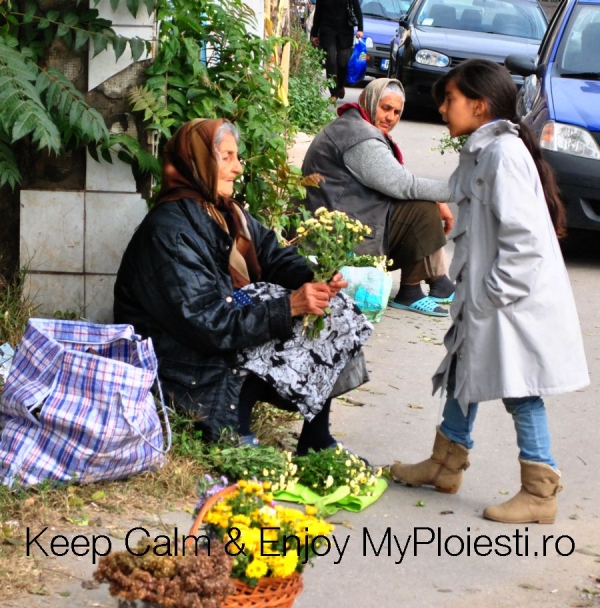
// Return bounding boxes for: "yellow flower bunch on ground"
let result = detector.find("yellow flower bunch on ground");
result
[294,444,383,497]
[203,480,334,586]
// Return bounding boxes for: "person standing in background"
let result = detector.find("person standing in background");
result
[311,0,364,101]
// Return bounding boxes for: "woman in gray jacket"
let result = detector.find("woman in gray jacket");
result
[390,60,589,525]
[302,78,456,317]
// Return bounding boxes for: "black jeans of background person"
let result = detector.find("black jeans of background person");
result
[319,26,354,97]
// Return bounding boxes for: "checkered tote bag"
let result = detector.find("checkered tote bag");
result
[0,319,171,488]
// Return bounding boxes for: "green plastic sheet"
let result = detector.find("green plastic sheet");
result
[273,478,388,515]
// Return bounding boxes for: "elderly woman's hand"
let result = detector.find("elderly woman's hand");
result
[327,272,348,297]
[437,202,454,235]
[290,283,332,317]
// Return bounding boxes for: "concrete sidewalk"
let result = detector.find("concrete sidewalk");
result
[6,275,600,608]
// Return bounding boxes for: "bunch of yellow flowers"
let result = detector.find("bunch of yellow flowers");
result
[296,207,372,283]
[203,480,334,586]
[296,207,372,338]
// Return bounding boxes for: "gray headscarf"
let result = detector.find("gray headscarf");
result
[358,78,405,123]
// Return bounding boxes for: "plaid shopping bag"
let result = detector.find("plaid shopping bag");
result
[0,319,171,488]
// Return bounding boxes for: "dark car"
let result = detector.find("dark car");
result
[387,0,548,110]
[505,0,600,231]
[360,0,413,78]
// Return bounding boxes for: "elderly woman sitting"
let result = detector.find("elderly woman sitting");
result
[302,78,455,317]
[113,118,371,454]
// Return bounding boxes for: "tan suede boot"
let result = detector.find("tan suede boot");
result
[483,460,563,524]
[389,428,470,494]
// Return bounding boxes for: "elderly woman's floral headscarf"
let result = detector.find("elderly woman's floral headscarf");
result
[357,77,405,123]
[156,118,261,288]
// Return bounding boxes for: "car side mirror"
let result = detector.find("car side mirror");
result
[399,17,409,29]
[505,54,537,77]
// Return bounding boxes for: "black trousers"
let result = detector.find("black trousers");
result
[238,373,334,452]
[319,26,354,96]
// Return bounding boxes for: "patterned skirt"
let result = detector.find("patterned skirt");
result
[237,283,373,420]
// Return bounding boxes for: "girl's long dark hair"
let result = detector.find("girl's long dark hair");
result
[432,59,567,239]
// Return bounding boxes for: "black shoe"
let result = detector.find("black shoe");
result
[427,275,455,304]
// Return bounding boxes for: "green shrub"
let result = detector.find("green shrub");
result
[287,24,336,135]
[432,133,468,155]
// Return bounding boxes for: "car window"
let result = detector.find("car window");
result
[415,0,547,39]
[556,4,600,75]
[536,0,571,60]
[360,0,413,19]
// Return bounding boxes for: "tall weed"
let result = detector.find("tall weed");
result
[0,268,36,347]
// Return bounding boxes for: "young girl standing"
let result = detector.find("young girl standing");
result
[390,59,589,524]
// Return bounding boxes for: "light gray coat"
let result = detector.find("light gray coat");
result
[432,120,589,409]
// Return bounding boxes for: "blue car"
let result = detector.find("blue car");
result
[388,0,548,110]
[360,0,412,78]
[505,0,600,231]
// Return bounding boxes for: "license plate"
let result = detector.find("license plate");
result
[381,59,389,70]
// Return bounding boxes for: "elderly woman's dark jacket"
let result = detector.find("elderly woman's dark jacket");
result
[114,198,313,440]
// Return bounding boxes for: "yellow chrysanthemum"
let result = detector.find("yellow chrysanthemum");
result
[271,552,298,578]
[246,558,269,579]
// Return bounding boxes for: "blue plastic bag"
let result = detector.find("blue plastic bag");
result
[346,38,367,85]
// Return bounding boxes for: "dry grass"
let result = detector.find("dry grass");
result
[0,406,297,599]
[251,401,303,448]
[0,268,37,347]
[0,451,206,599]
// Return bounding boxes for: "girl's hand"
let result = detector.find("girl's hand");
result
[356,31,364,38]
[290,283,331,316]
[311,36,319,46]
[437,202,454,235]
[327,272,349,297]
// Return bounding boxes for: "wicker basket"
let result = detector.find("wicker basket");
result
[189,484,304,608]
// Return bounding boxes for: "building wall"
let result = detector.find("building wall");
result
[18,0,276,324]
[20,1,155,323]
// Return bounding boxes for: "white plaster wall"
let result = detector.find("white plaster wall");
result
[244,0,265,38]
[20,191,84,274]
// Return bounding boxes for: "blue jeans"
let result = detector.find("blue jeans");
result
[439,364,557,468]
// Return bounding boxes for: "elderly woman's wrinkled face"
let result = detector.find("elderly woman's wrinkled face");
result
[216,132,243,197]
[374,92,404,135]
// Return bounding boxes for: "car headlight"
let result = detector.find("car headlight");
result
[414,49,449,67]
[364,36,374,49]
[541,121,600,160]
